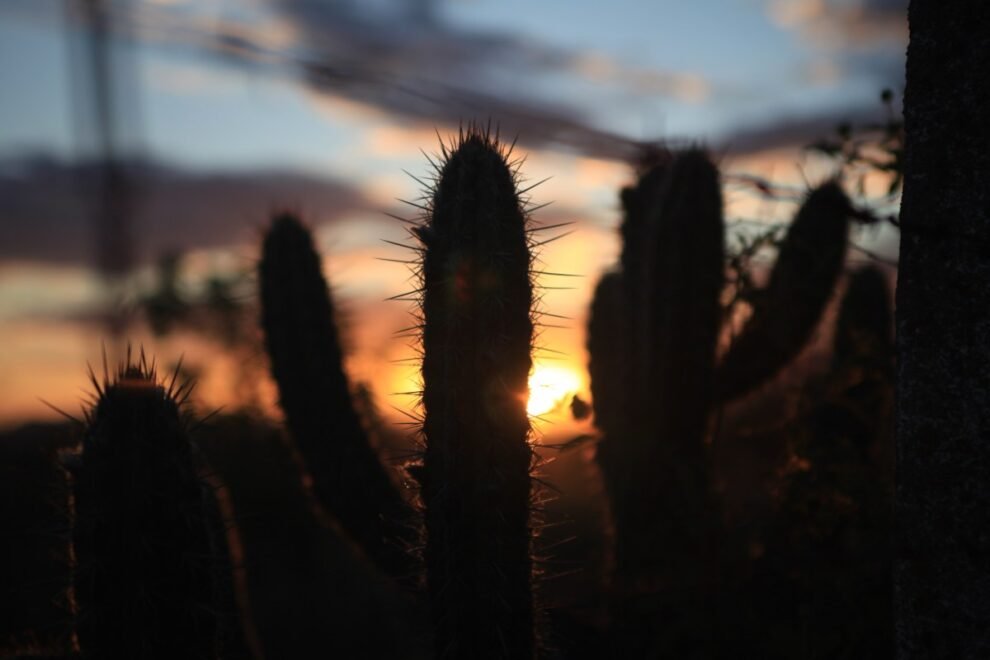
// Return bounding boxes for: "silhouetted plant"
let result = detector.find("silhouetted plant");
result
[756,264,894,658]
[807,88,904,203]
[586,271,625,438]
[832,264,894,379]
[717,181,852,401]
[196,413,430,660]
[258,213,418,587]
[597,149,724,577]
[587,148,855,656]
[415,126,537,659]
[66,353,218,659]
[590,155,854,429]
[143,252,188,336]
[590,149,726,656]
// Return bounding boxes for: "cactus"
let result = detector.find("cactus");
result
[716,181,851,401]
[416,126,536,659]
[596,149,724,577]
[259,213,418,586]
[586,271,626,437]
[68,355,218,659]
[590,173,853,429]
[821,264,895,465]
[591,151,726,657]
[756,265,895,657]
[588,151,855,655]
[833,264,894,377]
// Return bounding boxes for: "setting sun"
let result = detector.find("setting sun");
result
[527,365,582,417]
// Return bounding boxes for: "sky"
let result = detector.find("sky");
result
[0,0,907,431]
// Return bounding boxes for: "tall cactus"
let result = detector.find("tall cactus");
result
[588,150,854,655]
[259,213,418,586]
[416,127,536,659]
[596,149,724,576]
[586,271,626,439]
[68,356,218,659]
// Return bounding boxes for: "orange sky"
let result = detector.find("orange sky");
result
[0,142,899,442]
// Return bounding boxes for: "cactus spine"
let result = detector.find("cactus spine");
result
[259,213,417,585]
[417,127,536,659]
[69,356,217,659]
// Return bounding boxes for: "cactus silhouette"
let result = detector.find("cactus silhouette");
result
[596,149,724,577]
[68,355,218,659]
[591,150,726,656]
[591,173,852,428]
[416,126,536,659]
[586,271,626,438]
[756,264,895,657]
[717,181,852,401]
[259,213,418,586]
[833,264,894,378]
[588,150,855,655]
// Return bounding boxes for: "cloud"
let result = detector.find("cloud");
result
[570,51,711,104]
[64,0,700,162]
[0,154,369,267]
[767,0,908,47]
[765,0,906,95]
[718,97,900,156]
[145,59,245,95]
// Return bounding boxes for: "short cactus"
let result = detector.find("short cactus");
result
[259,213,418,586]
[416,126,536,659]
[717,181,852,401]
[833,264,894,377]
[68,355,218,659]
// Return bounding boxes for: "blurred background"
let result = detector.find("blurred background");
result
[0,0,905,437]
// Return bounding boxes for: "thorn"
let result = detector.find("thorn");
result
[381,239,421,251]
[401,169,432,189]
[382,211,416,225]
[531,270,582,277]
[527,221,574,234]
[531,230,575,248]
[398,198,430,211]
[525,200,555,214]
[517,176,552,195]
[39,399,82,425]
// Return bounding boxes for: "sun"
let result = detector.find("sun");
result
[527,365,582,417]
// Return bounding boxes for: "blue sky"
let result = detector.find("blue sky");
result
[0,0,906,169]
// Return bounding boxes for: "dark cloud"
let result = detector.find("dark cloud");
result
[0,155,368,267]
[241,0,645,160]
[721,103,891,155]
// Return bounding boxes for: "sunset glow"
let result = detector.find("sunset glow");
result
[527,364,582,417]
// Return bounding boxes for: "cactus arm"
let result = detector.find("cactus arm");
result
[259,214,418,586]
[717,181,851,402]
